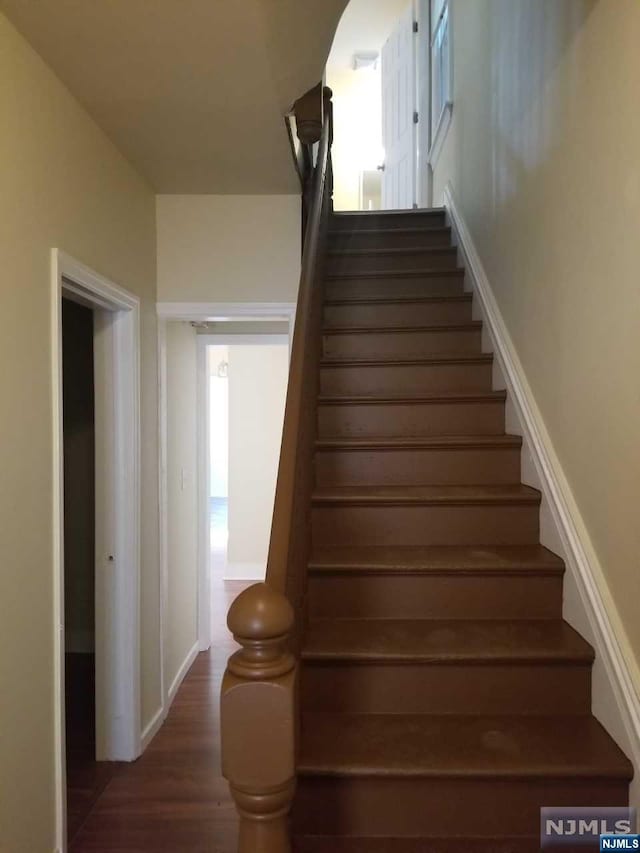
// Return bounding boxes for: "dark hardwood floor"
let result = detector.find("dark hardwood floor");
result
[66,653,121,844]
[70,580,249,852]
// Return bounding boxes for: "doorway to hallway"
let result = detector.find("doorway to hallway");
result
[157,305,294,721]
[203,336,289,598]
[208,346,229,573]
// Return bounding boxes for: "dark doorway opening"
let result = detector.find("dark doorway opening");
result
[61,298,118,844]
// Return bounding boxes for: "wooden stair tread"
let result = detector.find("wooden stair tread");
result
[320,353,493,367]
[326,268,465,281]
[298,713,633,779]
[325,294,472,306]
[322,322,482,335]
[294,837,540,853]
[328,225,451,238]
[301,618,593,664]
[308,545,564,575]
[316,435,522,451]
[332,208,445,218]
[312,484,541,507]
[318,390,506,405]
[328,246,457,258]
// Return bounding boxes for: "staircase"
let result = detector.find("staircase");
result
[292,209,632,853]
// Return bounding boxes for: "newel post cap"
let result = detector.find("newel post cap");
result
[227,583,295,679]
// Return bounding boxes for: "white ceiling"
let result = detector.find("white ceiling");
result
[327,0,411,71]
[0,0,349,193]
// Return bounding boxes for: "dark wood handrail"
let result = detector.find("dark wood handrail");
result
[221,83,333,853]
[285,82,332,243]
[269,85,332,608]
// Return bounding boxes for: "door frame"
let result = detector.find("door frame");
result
[52,250,141,851]
[156,303,294,700]
[416,0,434,207]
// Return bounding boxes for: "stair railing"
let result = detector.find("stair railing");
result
[221,83,333,853]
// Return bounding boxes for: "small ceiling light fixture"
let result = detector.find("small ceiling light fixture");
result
[352,51,379,71]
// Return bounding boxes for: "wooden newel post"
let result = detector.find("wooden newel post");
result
[221,583,297,853]
[293,81,324,145]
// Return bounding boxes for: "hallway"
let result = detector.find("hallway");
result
[70,580,248,853]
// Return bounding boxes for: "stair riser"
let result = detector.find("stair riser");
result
[326,275,464,300]
[318,400,506,438]
[330,213,447,231]
[327,250,458,276]
[315,447,521,487]
[323,328,482,359]
[312,504,539,547]
[329,229,452,251]
[320,363,493,396]
[307,575,562,620]
[301,663,591,715]
[293,778,629,838]
[324,300,473,328]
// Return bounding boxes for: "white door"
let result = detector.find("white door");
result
[381,2,417,210]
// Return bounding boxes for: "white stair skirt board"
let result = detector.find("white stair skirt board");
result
[443,182,640,808]
[223,562,266,581]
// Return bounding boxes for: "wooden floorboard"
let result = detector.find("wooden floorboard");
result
[66,653,122,845]
[70,580,249,852]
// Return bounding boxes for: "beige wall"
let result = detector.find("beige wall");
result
[433,0,640,682]
[0,13,158,851]
[156,195,301,303]
[165,323,199,687]
[227,344,289,576]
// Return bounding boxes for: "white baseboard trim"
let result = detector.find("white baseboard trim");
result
[444,181,640,803]
[140,703,165,752]
[139,642,200,754]
[223,561,265,581]
[168,641,200,705]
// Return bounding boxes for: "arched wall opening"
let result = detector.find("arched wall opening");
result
[327,0,444,211]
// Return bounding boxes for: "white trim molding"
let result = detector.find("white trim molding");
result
[168,641,200,704]
[140,638,200,752]
[223,562,266,582]
[51,250,142,852]
[157,301,296,322]
[428,101,453,168]
[140,704,165,752]
[443,182,640,805]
